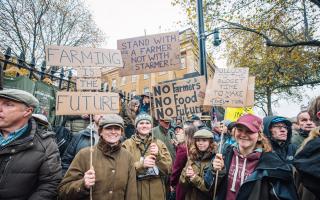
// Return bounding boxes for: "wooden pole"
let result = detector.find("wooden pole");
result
[89,114,93,200]
[213,123,225,200]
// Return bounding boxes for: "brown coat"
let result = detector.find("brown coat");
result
[180,152,212,200]
[122,134,172,200]
[58,139,137,200]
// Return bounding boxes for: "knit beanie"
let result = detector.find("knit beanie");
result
[135,113,153,127]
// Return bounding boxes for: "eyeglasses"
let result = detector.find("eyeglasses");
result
[272,125,288,129]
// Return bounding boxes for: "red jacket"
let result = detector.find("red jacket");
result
[170,143,188,200]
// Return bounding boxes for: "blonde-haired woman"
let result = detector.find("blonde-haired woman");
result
[205,114,298,200]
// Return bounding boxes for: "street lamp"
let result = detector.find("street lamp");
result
[196,0,221,83]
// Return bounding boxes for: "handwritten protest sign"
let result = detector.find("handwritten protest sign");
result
[46,45,123,67]
[204,68,249,107]
[76,78,101,90]
[77,67,101,78]
[153,76,206,119]
[224,107,254,122]
[245,76,255,106]
[117,31,180,76]
[56,92,119,115]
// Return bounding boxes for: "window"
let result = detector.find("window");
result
[143,87,149,93]
[144,74,150,79]
[111,79,117,89]
[103,82,109,91]
[132,75,137,83]
[131,90,136,96]
[180,56,186,69]
[121,77,126,86]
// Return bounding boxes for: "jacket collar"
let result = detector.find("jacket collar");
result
[0,118,37,154]
[97,138,121,158]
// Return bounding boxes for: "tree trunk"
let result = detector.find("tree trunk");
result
[266,87,273,116]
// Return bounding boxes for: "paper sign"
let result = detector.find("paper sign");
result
[56,92,119,115]
[46,45,123,67]
[76,67,101,78]
[117,31,180,76]
[204,68,249,107]
[153,76,206,119]
[224,107,254,122]
[76,78,101,90]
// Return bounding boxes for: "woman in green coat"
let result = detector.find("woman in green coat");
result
[58,114,137,200]
[122,113,172,200]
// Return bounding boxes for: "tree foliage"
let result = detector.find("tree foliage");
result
[0,0,105,64]
[172,0,320,115]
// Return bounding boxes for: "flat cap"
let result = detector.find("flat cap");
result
[193,129,213,139]
[0,89,39,108]
[99,114,124,129]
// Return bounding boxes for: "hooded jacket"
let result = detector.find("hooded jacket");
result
[61,127,98,175]
[122,134,172,200]
[204,145,298,200]
[294,127,320,199]
[263,116,297,164]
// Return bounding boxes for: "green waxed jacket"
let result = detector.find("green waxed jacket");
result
[152,125,176,160]
[122,134,172,200]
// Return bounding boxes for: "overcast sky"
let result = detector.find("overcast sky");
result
[85,0,319,118]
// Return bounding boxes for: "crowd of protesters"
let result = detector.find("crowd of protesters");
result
[0,88,320,200]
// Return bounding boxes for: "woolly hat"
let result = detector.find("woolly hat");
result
[135,113,153,127]
[193,129,213,139]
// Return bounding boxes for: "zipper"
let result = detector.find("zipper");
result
[0,156,12,184]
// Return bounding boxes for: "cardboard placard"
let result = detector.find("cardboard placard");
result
[153,76,206,119]
[46,45,123,67]
[204,68,249,107]
[76,78,101,90]
[245,76,255,106]
[224,107,254,122]
[56,92,119,115]
[76,67,101,78]
[117,31,180,76]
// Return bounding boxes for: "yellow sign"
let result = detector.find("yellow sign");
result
[224,107,254,122]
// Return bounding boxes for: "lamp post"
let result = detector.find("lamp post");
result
[196,0,221,83]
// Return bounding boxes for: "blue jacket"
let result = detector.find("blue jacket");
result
[61,128,98,175]
[204,145,298,200]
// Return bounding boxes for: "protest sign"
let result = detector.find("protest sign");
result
[245,76,255,107]
[153,76,206,119]
[76,67,101,78]
[56,92,119,115]
[204,68,249,107]
[76,78,101,90]
[117,31,180,76]
[46,45,123,67]
[224,107,254,122]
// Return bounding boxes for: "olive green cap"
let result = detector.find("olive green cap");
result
[193,129,213,139]
[99,114,124,129]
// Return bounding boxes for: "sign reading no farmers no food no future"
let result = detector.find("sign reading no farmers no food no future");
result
[117,31,181,76]
[153,76,206,119]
